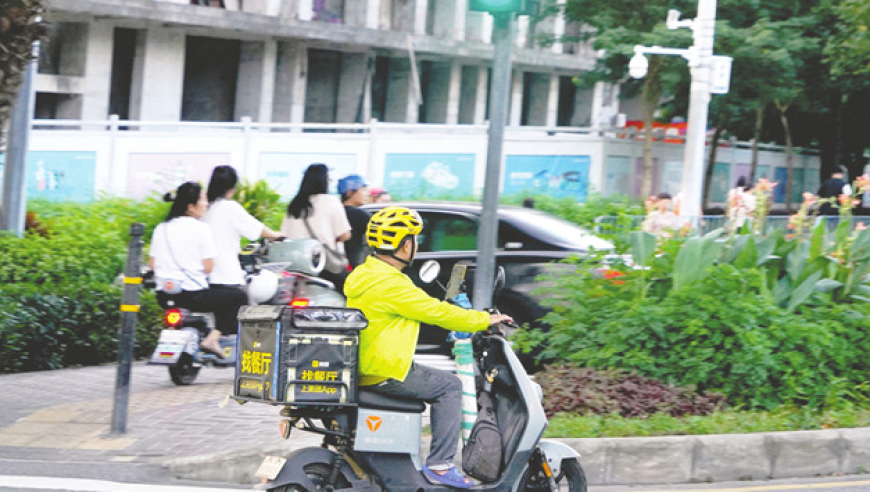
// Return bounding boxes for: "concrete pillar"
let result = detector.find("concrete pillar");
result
[272,41,308,124]
[392,0,428,34]
[423,61,461,124]
[279,0,300,18]
[432,0,466,40]
[129,28,185,121]
[80,23,114,121]
[337,53,371,123]
[509,69,523,127]
[366,0,381,28]
[384,57,418,123]
[515,16,530,49]
[551,0,567,54]
[473,66,488,125]
[298,0,313,21]
[589,80,619,129]
[458,65,480,124]
[524,73,547,126]
[234,39,277,122]
[546,73,559,126]
[571,85,594,127]
[344,0,367,27]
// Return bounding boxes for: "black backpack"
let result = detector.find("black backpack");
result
[462,391,503,482]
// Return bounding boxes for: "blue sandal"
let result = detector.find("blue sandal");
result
[422,465,474,489]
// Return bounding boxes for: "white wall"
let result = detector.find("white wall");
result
[20,121,820,208]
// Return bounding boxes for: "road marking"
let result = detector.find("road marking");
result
[637,479,870,491]
[0,475,240,491]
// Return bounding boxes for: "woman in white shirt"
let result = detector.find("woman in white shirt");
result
[149,181,247,357]
[280,163,352,292]
[203,166,283,289]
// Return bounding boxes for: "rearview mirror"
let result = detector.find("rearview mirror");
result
[418,260,441,284]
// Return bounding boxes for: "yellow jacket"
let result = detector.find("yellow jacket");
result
[345,256,491,385]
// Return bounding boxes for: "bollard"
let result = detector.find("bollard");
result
[111,223,145,435]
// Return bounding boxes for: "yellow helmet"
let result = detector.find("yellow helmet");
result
[366,206,423,252]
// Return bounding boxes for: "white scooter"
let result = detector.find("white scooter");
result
[148,238,342,385]
[252,264,586,491]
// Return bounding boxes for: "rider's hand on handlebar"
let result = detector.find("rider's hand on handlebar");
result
[489,314,513,326]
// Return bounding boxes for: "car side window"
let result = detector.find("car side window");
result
[417,213,478,252]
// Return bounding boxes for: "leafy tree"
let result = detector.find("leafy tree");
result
[566,0,695,198]
[0,0,44,146]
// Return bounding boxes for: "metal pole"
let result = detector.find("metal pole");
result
[678,0,717,220]
[473,13,514,309]
[111,223,145,435]
[1,41,40,236]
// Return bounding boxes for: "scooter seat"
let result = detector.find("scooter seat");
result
[357,389,426,413]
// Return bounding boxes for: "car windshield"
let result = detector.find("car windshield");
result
[506,210,614,251]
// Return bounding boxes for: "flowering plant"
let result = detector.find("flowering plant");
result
[751,178,778,234]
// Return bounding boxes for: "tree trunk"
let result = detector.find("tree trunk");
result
[776,100,794,213]
[639,58,663,199]
[749,103,765,182]
[703,124,725,211]
[0,0,45,146]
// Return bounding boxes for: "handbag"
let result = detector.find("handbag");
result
[462,390,503,482]
[302,211,349,274]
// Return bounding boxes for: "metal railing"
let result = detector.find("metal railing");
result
[593,215,870,236]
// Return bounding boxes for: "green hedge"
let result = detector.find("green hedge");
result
[518,258,870,412]
[0,283,163,373]
[0,198,168,374]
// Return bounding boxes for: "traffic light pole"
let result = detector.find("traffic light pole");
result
[473,13,514,310]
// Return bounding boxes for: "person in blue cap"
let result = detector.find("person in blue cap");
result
[338,174,371,268]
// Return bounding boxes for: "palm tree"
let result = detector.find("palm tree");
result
[0,0,45,147]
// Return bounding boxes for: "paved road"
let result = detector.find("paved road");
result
[0,361,297,487]
[594,476,870,492]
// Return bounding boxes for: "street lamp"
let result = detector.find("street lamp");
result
[629,1,731,220]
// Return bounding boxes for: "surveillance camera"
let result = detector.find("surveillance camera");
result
[628,52,649,79]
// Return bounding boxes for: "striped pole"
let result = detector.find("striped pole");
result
[453,338,477,443]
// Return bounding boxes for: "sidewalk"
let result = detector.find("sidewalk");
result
[2,362,869,488]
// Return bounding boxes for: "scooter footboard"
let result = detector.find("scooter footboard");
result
[268,447,378,491]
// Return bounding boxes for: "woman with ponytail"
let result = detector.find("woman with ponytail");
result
[149,181,247,357]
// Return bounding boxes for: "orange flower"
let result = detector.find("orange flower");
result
[839,194,852,206]
[855,174,870,192]
[802,192,815,204]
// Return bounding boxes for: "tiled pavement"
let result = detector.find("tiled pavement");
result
[0,362,316,486]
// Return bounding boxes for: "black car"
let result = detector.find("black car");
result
[360,202,614,368]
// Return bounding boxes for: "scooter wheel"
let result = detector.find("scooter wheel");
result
[169,353,201,385]
[518,457,587,492]
[268,462,350,491]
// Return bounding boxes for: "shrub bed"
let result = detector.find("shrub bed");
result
[0,198,168,374]
[537,365,725,418]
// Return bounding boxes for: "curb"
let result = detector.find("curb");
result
[165,427,870,486]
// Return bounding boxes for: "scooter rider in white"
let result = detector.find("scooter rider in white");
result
[343,206,513,489]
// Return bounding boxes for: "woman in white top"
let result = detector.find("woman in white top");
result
[280,163,352,292]
[203,166,283,288]
[149,181,247,357]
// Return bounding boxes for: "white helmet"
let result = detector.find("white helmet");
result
[248,269,279,304]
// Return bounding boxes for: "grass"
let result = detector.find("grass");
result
[544,406,870,438]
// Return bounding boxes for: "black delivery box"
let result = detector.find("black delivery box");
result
[234,305,367,406]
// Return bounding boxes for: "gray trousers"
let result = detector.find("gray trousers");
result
[367,363,462,467]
